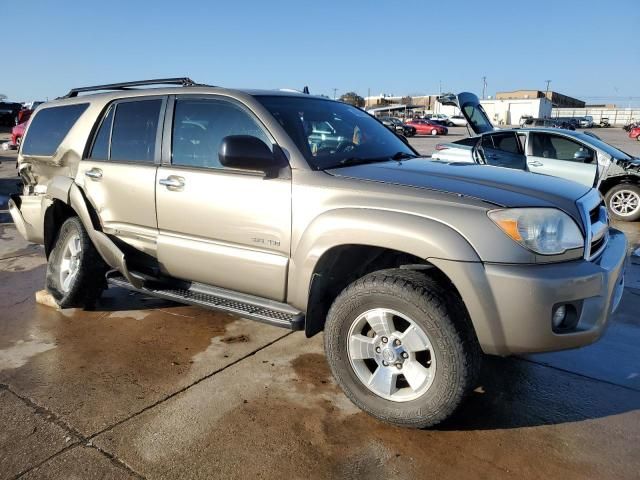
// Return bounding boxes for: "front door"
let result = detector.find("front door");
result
[78,97,165,255]
[155,96,291,301]
[525,132,598,187]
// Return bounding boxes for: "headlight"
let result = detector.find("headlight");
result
[488,208,584,255]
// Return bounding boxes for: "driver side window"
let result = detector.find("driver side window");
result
[530,133,592,162]
[171,98,271,169]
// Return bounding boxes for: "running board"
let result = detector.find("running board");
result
[106,271,305,330]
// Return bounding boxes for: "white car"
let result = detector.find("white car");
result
[448,115,468,127]
[432,92,640,221]
[580,116,594,128]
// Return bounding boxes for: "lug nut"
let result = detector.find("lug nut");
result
[381,337,388,343]
[395,363,402,369]
[375,346,381,353]
[394,339,401,346]
[382,361,389,366]
[401,352,409,359]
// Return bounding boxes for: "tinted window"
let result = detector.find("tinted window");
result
[110,99,162,163]
[485,132,521,154]
[22,104,88,156]
[256,96,414,170]
[89,106,114,160]
[172,98,270,169]
[530,133,592,162]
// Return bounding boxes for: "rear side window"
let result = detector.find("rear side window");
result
[22,103,88,156]
[110,99,162,163]
[89,106,114,160]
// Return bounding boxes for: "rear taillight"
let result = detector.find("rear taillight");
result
[435,144,448,151]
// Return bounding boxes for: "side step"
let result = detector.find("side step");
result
[106,271,305,331]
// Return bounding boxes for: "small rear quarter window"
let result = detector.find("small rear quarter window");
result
[22,103,89,156]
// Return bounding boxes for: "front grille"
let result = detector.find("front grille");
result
[578,192,609,261]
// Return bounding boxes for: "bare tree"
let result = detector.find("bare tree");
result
[339,92,365,108]
[0,94,7,101]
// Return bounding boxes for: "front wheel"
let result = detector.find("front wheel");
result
[430,129,438,136]
[324,269,480,428]
[605,184,640,221]
[46,217,107,308]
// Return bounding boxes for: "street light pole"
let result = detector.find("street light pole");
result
[482,76,487,99]
[545,80,551,96]
[333,88,338,100]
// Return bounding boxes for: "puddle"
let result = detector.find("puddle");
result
[0,339,56,371]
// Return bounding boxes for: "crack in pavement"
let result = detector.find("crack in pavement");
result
[2,384,144,480]
[2,330,293,479]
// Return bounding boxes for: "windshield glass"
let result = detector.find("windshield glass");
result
[574,132,633,160]
[255,96,415,169]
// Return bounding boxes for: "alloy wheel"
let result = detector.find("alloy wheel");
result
[347,308,436,402]
[610,190,640,217]
[59,233,82,292]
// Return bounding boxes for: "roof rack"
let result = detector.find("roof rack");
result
[61,77,207,98]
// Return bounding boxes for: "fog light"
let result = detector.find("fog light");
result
[552,305,567,329]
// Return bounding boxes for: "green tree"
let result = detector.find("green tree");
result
[339,92,365,108]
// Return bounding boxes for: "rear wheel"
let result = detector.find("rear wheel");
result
[605,184,640,221]
[46,217,107,308]
[324,269,480,428]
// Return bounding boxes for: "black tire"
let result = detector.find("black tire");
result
[605,184,640,222]
[46,216,107,308]
[447,121,454,127]
[324,269,480,428]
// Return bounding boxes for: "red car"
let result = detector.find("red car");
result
[406,119,448,136]
[11,121,27,149]
[629,127,640,141]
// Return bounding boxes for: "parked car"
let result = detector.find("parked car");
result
[521,117,575,130]
[598,117,611,128]
[580,116,594,128]
[434,92,640,221]
[0,101,22,126]
[406,119,448,136]
[447,115,468,127]
[17,101,44,125]
[10,121,27,148]
[10,79,626,429]
[379,116,416,137]
[629,127,640,141]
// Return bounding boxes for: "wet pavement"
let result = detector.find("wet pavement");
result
[1,136,640,479]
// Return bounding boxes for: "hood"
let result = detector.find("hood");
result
[327,159,591,222]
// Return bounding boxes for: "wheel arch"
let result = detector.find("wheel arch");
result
[287,208,481,337]
[43,177,142,288]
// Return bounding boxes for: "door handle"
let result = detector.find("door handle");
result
[159,176,185,190]
[528,160,543,167]
[85,168,103,180]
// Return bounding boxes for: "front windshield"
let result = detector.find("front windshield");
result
[255,96,415,169]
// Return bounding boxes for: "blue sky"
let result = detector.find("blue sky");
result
[3,0,639,105]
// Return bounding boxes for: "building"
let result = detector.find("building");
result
[496,90,585,108]
[434,97,552,126]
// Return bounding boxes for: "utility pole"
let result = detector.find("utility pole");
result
[367,87,370,108]
[545,80,551,96]
[333,88,338,100]
[482,76,487,99]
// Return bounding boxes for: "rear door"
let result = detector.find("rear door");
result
[478,132,526,170]
[525,132,598,187]
[78,97,165,255]
[438,92,495,135]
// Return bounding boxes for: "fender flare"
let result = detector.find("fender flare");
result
[287,208,481,310]
[46,177,143,288]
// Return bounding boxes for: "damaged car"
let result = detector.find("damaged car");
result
[433,92,640,221]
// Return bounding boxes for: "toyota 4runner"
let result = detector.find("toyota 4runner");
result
[10,78,627,428]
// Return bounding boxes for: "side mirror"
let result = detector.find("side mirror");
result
[573,149,593,163]
[219,135,287,176]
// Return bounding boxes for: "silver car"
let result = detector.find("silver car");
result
[433,93,640,221]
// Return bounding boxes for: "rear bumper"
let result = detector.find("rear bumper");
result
[8,194,47,244]
[431,228,627,356]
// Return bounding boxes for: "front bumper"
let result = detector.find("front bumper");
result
[431,228,627,356]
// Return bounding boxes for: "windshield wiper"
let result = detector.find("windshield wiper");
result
[323,152,419,170]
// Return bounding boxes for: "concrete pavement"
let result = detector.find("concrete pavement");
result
[1,132,640,479]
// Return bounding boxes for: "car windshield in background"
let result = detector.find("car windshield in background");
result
[255,96,415,170]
